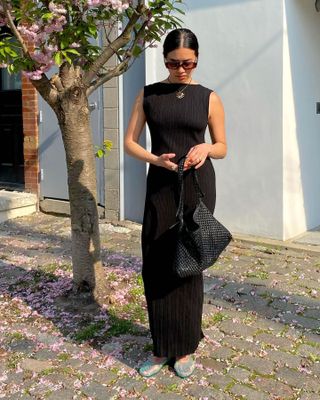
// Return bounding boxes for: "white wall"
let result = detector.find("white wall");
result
[146,0,284,239]
[283,0,320,239]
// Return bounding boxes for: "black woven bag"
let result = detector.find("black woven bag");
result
[171,156,232,278]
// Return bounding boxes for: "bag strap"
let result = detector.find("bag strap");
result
[176,156,205,221]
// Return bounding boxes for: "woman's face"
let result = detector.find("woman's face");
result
[164,47,198,83]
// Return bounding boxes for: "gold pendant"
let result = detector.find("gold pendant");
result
[176,91,185,99]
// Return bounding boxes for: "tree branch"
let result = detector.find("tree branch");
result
[83,2,146,86]
[1,0,29,55]
[30,75,59,108]
[86,59,130,96]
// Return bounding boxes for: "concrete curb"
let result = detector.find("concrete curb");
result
[232,233,320,255]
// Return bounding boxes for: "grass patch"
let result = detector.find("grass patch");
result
[106,272,118,282]
[143,343,153,352]
[245,270,269,280]
[6,332,26,342]
[106,310,141,337]
[164,383,179,393]
[121,303,147,323]
[40,263,72,273]
[6,353,25,369]
[73,321,105,342]
[40,367,57,376]
[202,311,228,328]
[308,353,320,363]
[57,352,71,361]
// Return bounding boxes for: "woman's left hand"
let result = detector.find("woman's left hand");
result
[184,143,211,170]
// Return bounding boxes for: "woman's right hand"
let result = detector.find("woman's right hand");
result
[155,153,178,172]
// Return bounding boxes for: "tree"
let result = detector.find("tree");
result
[0,0,184,303]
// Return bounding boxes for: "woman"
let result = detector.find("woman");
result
[124,28,227,378]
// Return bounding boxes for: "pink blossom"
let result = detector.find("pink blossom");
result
[49,2,67,15]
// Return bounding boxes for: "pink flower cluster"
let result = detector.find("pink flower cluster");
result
[87,0,129,12]
[16,2,68,80]
[1,0,132,80]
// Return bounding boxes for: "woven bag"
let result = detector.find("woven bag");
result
[171,156,232,278]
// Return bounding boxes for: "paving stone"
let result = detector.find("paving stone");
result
[299,393,320,400]
[155,371,185,387]
[276,367,320,391]
[37,333,59,346]
[199,357,228,372]
[228,366,251,382]
[64,358,83,368]
[304,332,320,345]
[265,349,303,369]
[218,320,257,337]
[297,344,320,358]
[249,317,284,334]
[141,386,185,399]
[229,383,269,400]
[6,394,33,400]
[297,279,320,290]
[33,349,58,361]
[47,389,75,400]
[45,373,75,387]
[7,339,36,354]
[252,376,294,397]
[206,372,233,389]
[203,327,225,342]
[92,370,118,385]
[254,332,294,350]
[186,383,224,399]
[20,358,53,373]
[211,346,235,360]
[303,308,320,320]
[5,371,24,385]
[284,327,304,340]
[237,354,275,375]
[115,377,147,392]
[221,336,262,353]
[271,299,300,313]
[81,381,117,399]
[309,361,320,377]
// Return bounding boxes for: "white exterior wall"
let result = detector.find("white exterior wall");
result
[146,0,284,239]
[283,0,320,239]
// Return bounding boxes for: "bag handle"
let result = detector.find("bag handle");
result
[176,156,204,221]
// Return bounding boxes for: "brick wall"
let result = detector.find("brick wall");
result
[21,74,39,196]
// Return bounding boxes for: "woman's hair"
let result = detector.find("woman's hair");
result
[163,28,199,58]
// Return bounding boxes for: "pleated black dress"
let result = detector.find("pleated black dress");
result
[142,82,216,358]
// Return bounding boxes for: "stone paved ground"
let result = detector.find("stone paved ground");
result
[0,212,319,400]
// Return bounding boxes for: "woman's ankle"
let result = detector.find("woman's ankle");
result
[176,354,193,362]
[153,356,167,362]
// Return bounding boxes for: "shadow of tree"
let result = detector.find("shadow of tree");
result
[0,256,149,371]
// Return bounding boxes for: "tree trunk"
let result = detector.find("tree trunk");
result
[55,81,108,304]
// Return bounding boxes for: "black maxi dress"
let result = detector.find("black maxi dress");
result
[141,82,216,358]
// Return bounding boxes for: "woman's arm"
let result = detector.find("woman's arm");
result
[124,89,178,171]
[185,91,227,169]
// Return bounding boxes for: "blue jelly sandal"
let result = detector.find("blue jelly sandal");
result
[139,357,170,377]
[174,355,196,378]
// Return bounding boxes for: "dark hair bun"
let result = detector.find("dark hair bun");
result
[163,28,199,58]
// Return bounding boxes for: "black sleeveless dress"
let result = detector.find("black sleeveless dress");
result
[142,82,216,358]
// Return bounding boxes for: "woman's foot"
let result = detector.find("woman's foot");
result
[174,354,196,378]
[139,356,169,377]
